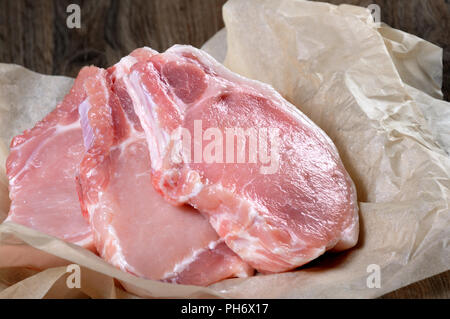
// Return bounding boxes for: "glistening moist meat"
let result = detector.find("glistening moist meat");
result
[124,45,359,273]
[76,48,254,285]
[5,67,96,249]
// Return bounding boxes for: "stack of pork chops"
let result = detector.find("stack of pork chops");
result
[4,46,359,286]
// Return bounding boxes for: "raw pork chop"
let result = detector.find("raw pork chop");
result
[124,45,359,273]
[76,50,253,285]
[5,67,96,248]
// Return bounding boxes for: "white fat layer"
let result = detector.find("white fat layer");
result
[161,239,221,280]
[332,213,359,251]
[113,56,138,79]
[78,99,94,150]
[159,170,204,203]
[74,233,94,247]
[228,224,325,270]
[54,120,81,134]
[123,71,165,171]
[233,267,252,278]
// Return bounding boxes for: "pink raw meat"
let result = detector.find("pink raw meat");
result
[76,48,253,285]
[124,45,359,273]
[5,67,96,249]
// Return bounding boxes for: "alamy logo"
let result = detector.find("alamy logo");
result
[169,120,281,174]
[366,264,381,288]
[66,264,81,289]
[368,4,381,27]
[66,4,81,29]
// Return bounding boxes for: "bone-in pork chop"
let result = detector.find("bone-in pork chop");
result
[124,45,359,273]
[76,49,253,285]
[5,67,96,248]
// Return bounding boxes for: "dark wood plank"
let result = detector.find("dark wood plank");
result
[0,0,448,99]
[381,270,450,299]
[0,0,227,76]
[0,0,448,298]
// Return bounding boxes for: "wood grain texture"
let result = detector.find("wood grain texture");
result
[0,0,226,76]
[0,0,448,99]
[0,0,448,298]
[381,271,449,299]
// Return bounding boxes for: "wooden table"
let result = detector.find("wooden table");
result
[0,0,448,298]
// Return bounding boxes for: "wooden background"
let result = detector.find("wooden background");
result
[0,0,448,298]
